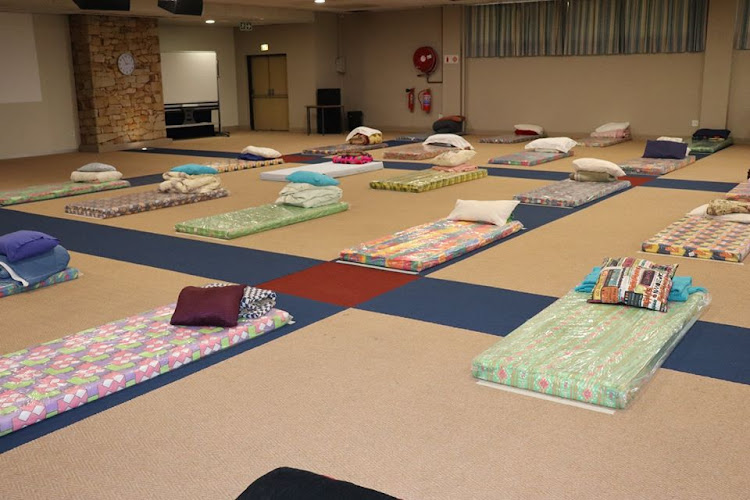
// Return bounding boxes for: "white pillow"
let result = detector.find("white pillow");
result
[525,137,577,154]
[424,134,473,149]
[447,200,519,227]
[70,170,123,183]
[572,158,626,178]
[688,204,750,224]
[657,136,683,143]
[432,149,477,166]
[514,124,544,135]
[345,126,381,143]
[241,145,282,159]
[595,122,630,133]
[77,162,117,172]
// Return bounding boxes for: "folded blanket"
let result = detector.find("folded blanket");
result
[346,127,383,145]
[204,283,277,319]
[0,245,70,287]
[591,128,630,139]
[569,171,616,182]
[432,164,477,173]
[332,153,374,164]
[276,182,343,208]
[707,199,750,216]
[574,267,705,302]
[70,171,123,183]
[159,172,222,194]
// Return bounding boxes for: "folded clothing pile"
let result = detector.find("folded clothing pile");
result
[692,128,731,141]
[170,283,279,327]
[276,170,343,208]
[688,199,750,223]
[239,146,283,162]
[332,152,374,164]
[514,124,544,136]
[570,158,625,182]
[71,163,123,183]
[159,171,222,194]
[0,231,70,288]
[591,122,631,138]
[346,126,383,145]
[525,137,577,154]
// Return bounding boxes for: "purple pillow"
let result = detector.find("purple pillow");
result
[170,285,245,327]
[0,230,60,263]
[642,140,688,160]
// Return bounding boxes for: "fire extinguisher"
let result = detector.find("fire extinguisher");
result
[418,88,432,114]
[406,88,415,113]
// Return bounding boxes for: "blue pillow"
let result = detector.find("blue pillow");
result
[170,164,218,175]
[642,140,688,160]
[239,153,267,161]
[286,171,340,186]
[0,230,60,263]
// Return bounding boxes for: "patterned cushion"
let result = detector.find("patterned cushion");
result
[589,258,677,312]
[204,283,278,320]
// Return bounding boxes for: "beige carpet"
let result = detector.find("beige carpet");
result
[0,310,747,500]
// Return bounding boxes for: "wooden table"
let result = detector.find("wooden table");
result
[306,104,345,135]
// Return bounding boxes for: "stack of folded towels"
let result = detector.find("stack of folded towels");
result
[239,146,283,162]
[575,257,706,312]
[159,164,223,194]
[431,149,478,173]
[569,158,626,182]
[71,163,123,183]
[0,231,70,288]
[590,122,631,139]
[276,171,342,208]
[346,126,383,145]
[169,283,278,328]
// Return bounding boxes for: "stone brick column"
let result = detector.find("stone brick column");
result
[70,15,168,152]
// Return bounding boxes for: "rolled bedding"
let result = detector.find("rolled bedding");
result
[159,172,222,194]
[276,182,343,208]
[71,170,123,183]
[346,126,383,145]
[569,171,617,182]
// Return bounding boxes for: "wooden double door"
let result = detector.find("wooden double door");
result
[248,54,289,131]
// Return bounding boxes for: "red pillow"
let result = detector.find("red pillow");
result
[170,285,245,327]
[514,129,539,136]
[443,115,465,123]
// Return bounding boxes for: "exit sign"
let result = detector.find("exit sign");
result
[239,22,253,32]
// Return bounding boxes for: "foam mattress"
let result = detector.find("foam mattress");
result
[688,138,733,154]
[725,181,750,202]
[260,161,384,181]
[472,289,710,409]
[479,134,545,144]
[489,151,573,166]
[641,215,750,263]
[0,180,131,206]
[211,158,285,173]
[302,143,388,155]
[64,189,229,219]
[0,305,291,436]
[618,156,696,176]
[0,268,80,299]
[576,136,632,147]
[514,179,631,208]
[369,168,488,193]
[175,202,349,239]
[383,144,454,161]
[339,219,523,272]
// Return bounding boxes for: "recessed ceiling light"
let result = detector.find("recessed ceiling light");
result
[205,19,215,24]
[314,0,325,4]
[261,44,269,52]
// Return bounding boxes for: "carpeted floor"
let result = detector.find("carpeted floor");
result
[0,130,748,499]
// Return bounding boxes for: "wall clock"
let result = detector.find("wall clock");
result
[117,52,135,75]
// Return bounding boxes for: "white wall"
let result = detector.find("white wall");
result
[0,14,79,160]
[158,23,239,127]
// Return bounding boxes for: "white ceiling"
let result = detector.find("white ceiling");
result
[0,0,490,25]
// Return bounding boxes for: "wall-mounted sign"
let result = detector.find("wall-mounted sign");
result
[239,22,253,32]
[444,55,460,65]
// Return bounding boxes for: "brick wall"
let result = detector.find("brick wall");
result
[70,15,166,150]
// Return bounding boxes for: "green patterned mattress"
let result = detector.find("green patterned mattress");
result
[472,289,710,409]
[688,137,733,154]
[65,189,229,219]
[0,180,131,206]
[369,168,488,193]
[0,268,80,299]
[175,202,349,239]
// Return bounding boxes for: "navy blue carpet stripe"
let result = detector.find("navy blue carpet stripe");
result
[127,147,241,159]
[357,278,556,336]
[485,167,570,181]
[124,173,165,187]
[0,210,321,284]
[383,161,432,171]
[0,294,345,454]
[643,178,738,192]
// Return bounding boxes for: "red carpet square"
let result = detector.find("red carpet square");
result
[282,154,323,163]
[621,175,655,187]
[258,262,419,308]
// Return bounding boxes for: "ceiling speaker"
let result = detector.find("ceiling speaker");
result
[73,0,130,10]
[158,0,203,16]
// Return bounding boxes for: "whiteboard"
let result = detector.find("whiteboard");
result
[0,13,42,104]
[161,51,218,104]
